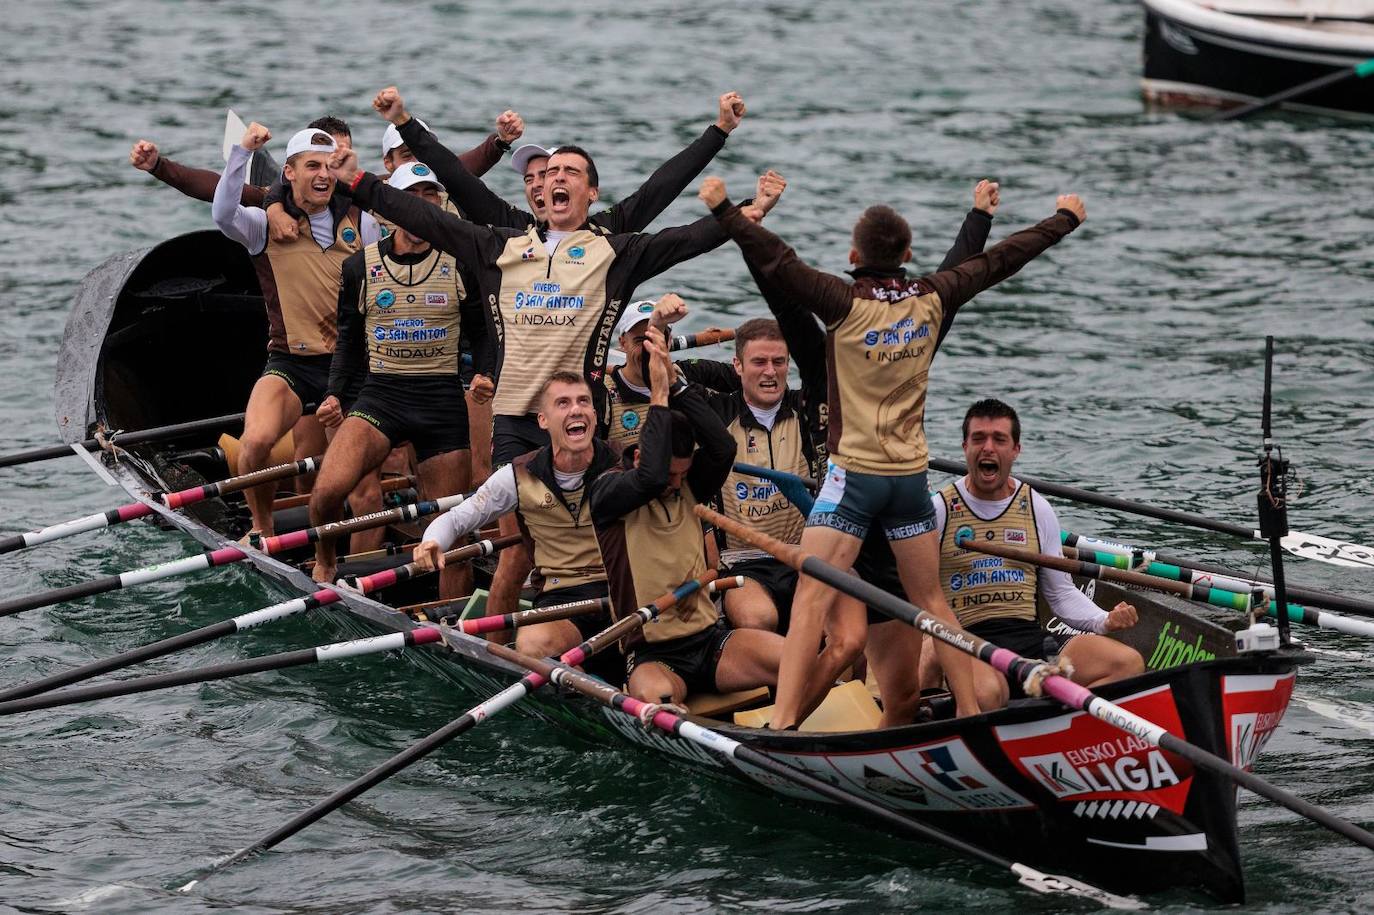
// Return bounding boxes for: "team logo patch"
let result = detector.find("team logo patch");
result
[375,289,395,309]
[735,482,749,500]
[1004,528,1028,545]
[985,530,996,541]
[440,264,451,277]
[521,246,536,260]
[368,264,384,279]
[426,292,449,306]
[864,330,880,345]
[621,410,640,431]
[568,245,585,258]
[412,164,433,177]
[955,525,975,548]
[341,227,357,244]
[406,293,417,304]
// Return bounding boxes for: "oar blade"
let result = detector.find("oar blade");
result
[1011,864,1145,910]
[1281,532,1374,569]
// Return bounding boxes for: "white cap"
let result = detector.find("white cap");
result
[512,143,556,175]
[285,128,337,160]
[381,117,431,159]
[389,162,445,192]
[614,300,657,340]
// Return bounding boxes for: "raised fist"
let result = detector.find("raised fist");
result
[652,292,689,327]
[1056,193,1086,224]
[241,122,271,151]
[698,176,728,210]
[496,110,525,144]
[129,140,160,172]
[755,170,787,216]
[373,86,407,124]
[329,147,361,187]
[716,91,746,134]
[974,179,1000,216]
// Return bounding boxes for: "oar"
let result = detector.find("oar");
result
[0,496,463,619]
[733,463,817,515]
[0,628,448,716]
[177,573,741,892]
[456,595,610,635]
[1007,541,1374,639]
[488,644,1143,910]
[0,411,253,470]
[926,457,1374,569]
[256,494,466,555]
[1214,58,1374,121]
[0,536,520,702]
[670,327,735,351]
[271,474,411,512]
[1062,529,1374,619]
[697,504,1374,856]
[0,457,320,555]
[0,547,248,619]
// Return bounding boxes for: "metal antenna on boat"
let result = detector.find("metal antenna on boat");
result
[1258,336,1293,647]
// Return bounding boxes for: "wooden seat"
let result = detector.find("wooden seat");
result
[733,679,883,732]
[219,431,293,476]
[685,686,770,719]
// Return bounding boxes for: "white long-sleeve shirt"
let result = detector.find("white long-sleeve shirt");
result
[211,145,378,255]
[421,464,589,550]
[934,478,1109,634]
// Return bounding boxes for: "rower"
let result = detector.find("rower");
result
[211,123,381,540]
[376,85,745,234]
[704,174,1087,727]
[129,116,352,207]
[926,399,1144,709]
[335,94,757,625]
[412,371,622,667]
[308,162,487,593]
[589,326,782,705]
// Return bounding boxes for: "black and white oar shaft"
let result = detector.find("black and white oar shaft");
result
[669,327,735,351]
[456,576,741,635]
[178,572,720,893]
[0,628,444,716]
[258,493,466,554]
[487,645,1142,910]
[0,457,320,556]
[0,547,246,619]
[695,504,1374,856]
[347,533,520,592]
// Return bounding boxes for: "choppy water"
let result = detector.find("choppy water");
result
[2,0,1373,911]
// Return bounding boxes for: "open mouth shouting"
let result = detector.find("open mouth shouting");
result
[549,186,571,214]
[563,417,590,443]
[975,456,1002,485]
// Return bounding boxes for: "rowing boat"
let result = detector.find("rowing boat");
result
[51,229,1313,903]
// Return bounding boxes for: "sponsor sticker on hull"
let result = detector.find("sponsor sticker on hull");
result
[770,737,1034,812]
[1222,673,1295,771]
[994,684,1194,816]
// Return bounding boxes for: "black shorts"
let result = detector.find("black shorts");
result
[492,412,549,466]
[724,556,798,634]
[534,580,612,642]
[851,530,906,627]
[263,353,333,409]
[965,618,1073,663]
[347,374,470,462]
[626,621,734,696]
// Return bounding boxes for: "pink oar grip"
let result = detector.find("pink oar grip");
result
[412,627,443,646]
[460,615,507,635]
[117,504,155,522]
[355,568,400,593]
[261,530,310,553]
[210,548,246,565]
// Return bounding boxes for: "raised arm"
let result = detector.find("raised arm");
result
[590,330,677,524]
[324,250,369,421]
[132,140,266,207]
[413,465,518,570]
[702,177,854,327]
[332,148,503,269]
[212,126,270,253]
[597,92,743,234]
[921,195,1084,320]
[937,179,998,272]
[676,383,737,505]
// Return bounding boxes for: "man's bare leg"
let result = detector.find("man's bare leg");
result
[292,413,326,494]
[723,579,780,631]
[1060,634,1145,687]
[467,392,493,488]
[628,661,688,704]
[417,448,473,599]
[240,375,304,538]
[514,618,581,659]
[861,615,924,727]
[345,469,385,554]
[890,531,982,718]
[713,629,784,692]
[308,417,390,583]
[769,525,864,730]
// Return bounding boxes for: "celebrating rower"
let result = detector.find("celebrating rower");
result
[331,97,754,626]
[307,162,487,593]
[703,174,1087,727]
[412,370,623,669]
[211,123,382,541]
[589,326,782,704]
[924,399,1144,709]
